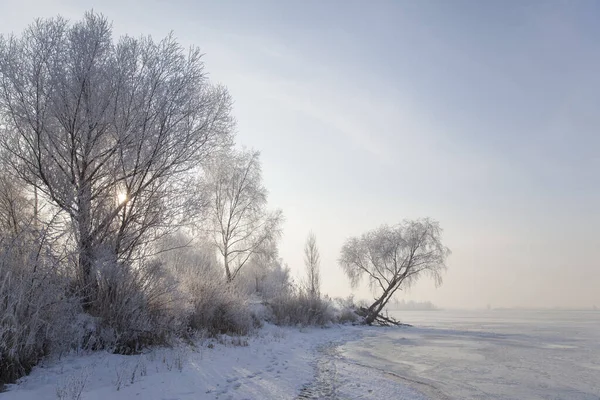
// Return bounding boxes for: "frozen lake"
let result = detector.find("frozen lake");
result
[340,310,600,399]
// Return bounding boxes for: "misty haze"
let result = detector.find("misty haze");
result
[0,1,598,400]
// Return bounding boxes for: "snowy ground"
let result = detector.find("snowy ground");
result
[1,324,424,400]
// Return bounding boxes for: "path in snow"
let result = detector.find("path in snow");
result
[297,333,429,400]
[297,343,341,399]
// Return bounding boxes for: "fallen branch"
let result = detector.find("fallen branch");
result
[373,313,412,327]
[355,307,412,327]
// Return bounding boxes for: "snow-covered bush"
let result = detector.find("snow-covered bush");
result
[268,286,334,327]
[188,282,254,336]
[0,232,77,384]
[237,255,292,302]
[332,295,361,324]
[157,234,255,336]
[237,252,336,327]
[268,291,361,326]
[90,256,183,354]
[0,173,83,383]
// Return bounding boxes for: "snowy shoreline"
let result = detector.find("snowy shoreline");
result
[9,310,598,400]
[1,324,424,400]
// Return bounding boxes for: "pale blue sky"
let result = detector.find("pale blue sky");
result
[1,0,598,308]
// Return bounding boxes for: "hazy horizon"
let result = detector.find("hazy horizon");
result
[1,0,598,309]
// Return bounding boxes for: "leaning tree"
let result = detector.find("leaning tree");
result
[0,12,233,301]
[339,218,450,325]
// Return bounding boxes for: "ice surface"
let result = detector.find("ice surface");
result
[342,310,600,399]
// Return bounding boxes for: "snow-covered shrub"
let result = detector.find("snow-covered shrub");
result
[332,295,360,324]
[0,173,81,383]
[336,309,359,324]
[0,232,76,384]
[237,255,292,302]
[90,256,182,354]
[187,277,254,336]
[246,295,269,326]
[237,252,335,327]
[268,286,334,327]
[157,234,254,336]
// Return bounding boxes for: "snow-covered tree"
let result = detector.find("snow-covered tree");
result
[339,218,450,325]
[304,231,321,300]
[202,149,283,282]
[0,12,233,300]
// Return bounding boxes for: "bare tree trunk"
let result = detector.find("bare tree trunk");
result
[78,235,94,307]
[33,185,38,231]
[364,280,398,325]
[77,179,95,305]
[224,252,232,282]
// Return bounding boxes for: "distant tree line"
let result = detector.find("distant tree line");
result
[388,299,439,311]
